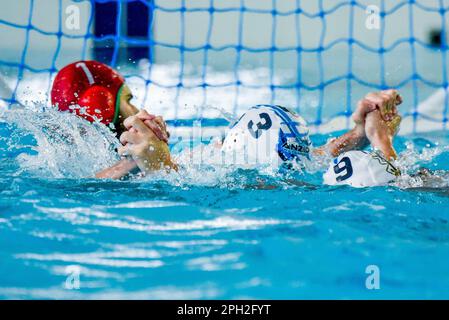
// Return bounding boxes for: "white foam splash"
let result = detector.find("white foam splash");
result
[1,104,120,178]
[393,141,449,188]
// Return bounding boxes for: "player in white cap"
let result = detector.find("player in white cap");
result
[221,90,402,186]
[98,89,402,183]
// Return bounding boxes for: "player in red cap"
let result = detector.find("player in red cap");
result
[51,60,177,178]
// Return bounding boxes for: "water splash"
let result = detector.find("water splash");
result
[394,140,449,189]
[0,104,120,178]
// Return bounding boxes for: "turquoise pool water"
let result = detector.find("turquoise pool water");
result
[1,106,449,300]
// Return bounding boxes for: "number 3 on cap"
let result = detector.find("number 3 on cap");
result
[248,113,272,139]
[76,62,95,85]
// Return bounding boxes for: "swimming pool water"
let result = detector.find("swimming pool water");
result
[2,107,449,299]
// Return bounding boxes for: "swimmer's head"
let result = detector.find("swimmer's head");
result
[51,61,138,130]
[221,105,311,168]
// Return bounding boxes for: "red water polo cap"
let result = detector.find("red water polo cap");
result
[51,60,125,125]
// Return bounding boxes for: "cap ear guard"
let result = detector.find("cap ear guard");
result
[77,86,116,124]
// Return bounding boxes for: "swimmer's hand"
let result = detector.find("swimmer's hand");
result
[134,112,170,144]
[118,110,177,174]
[353,89,402,125]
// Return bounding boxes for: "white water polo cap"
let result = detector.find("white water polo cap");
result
[221,105,312,168]
[323,150,401,188]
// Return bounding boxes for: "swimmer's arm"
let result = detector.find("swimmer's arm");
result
[132,142,178,175]
[369,133,397,160]
[95,158,138,180]
[315,89,403,158]
[314,125,369,157]
[365,110,400,160]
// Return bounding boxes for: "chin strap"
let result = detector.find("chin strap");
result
[113,84,124,126]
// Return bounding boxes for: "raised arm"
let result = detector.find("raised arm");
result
[365,109,401,160]
[315,89,402,157]
[318,124,370,157]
